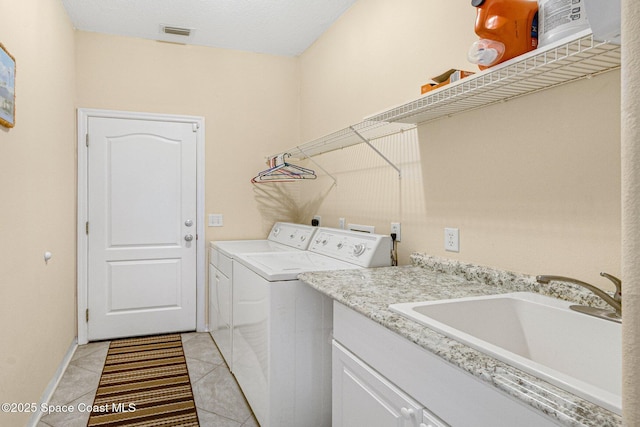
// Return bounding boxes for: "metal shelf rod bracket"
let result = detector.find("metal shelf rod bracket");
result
[350,126,401,179]
[295,145,338,186]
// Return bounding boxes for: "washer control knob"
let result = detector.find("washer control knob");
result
[273,227,281,236]
[353,243,366,256]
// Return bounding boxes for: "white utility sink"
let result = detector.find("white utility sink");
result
[389,292,621,414]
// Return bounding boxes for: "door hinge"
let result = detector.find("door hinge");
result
[196,234,199,240]
[85,308,89,322]
[192,123,199,132]
[85,221,89,234]
[85,133,89,147]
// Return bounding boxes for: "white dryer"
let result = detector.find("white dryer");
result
[209,222,317,370]
[232,228,392,427]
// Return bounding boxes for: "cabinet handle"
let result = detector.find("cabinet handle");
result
[400,407,415,419]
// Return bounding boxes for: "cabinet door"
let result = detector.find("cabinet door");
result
[333,341,424,427]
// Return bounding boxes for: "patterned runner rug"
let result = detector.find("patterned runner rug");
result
[87,334,199,427]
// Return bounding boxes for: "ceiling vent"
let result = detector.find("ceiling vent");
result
[161,25,192,37]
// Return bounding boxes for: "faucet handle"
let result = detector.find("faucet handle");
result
[600,272,622,302]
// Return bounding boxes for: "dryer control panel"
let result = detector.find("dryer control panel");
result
[267,222,318,250]
[308,228,392,267]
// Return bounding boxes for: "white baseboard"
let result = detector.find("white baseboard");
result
[27,338,78,427]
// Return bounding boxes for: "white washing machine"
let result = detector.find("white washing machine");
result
[209,222,317,370]
[232,228,392,427]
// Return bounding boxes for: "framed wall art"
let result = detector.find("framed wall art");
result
[0,43,16,128]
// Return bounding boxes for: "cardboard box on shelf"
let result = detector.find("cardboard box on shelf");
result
[421,69,475,94]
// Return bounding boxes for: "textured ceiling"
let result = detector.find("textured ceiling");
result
[61,0,357,57]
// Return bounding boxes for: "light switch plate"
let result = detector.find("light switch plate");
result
[208,214,223,227]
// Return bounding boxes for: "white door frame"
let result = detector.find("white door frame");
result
[77,108,206,344]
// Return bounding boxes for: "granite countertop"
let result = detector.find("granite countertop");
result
[298,253,621,427]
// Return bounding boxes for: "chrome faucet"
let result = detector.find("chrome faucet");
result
[536,272,622,323]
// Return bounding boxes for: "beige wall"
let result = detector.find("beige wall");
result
[75,32,301,239]
[622,0,640,422]
[0,12,300,426]
[0,0,77,426]
[0,0,629,424]
[300,0,478,138]
[298,0,621,290]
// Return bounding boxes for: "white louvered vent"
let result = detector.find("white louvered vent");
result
[161,25,192,37]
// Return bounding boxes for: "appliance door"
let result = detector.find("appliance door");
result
[231,262,274,426]
[209,248,233,368]
[231,261,332,427]
[209,264,232,367]
[236,251,358,281]
[212,239,293,258]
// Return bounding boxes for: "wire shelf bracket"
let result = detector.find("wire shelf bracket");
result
[350,126,402,179]
[270,120,414,182]
[294,145,338,186]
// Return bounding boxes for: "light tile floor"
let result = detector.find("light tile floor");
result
[37,332,259,427]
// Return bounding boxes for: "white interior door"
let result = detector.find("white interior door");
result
[86,116,197,341]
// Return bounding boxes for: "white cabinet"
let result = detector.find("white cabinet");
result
[208,247,233,369]
[333,340,447,427]
[332,302,558,427]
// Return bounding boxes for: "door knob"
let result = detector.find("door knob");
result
[185,219,193,227]
[184,234,194,242]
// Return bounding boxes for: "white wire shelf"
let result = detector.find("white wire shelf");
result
[266,30,620,177]
[366,30,621,125]
[282,120,416,160]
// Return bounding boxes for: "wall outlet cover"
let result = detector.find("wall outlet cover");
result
[391,222,401,242]
[444,227,459,252]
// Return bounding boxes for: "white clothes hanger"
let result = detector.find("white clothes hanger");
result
[251,153,317,183]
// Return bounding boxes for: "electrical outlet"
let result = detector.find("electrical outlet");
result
[338,218,346,229]
[313,215,321,226]
[391,222,401,242]
[444,227,459,252]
